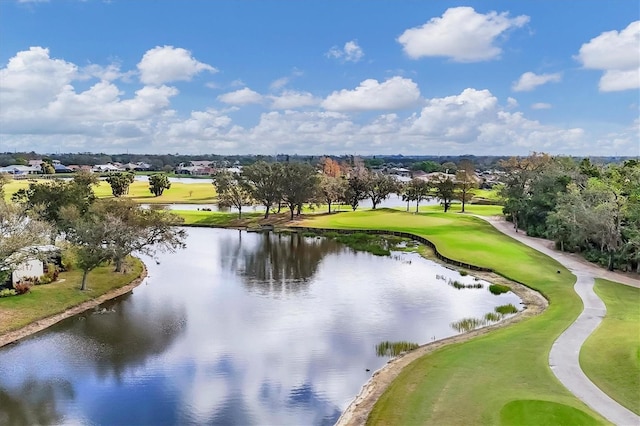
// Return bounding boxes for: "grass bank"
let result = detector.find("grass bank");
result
[299,209,606,425]
[0,258,143,336]
[93,180,216,204]
[2,179,217,204]
[580,279,640,415]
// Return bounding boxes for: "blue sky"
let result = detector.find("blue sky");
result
[0,0,638,156]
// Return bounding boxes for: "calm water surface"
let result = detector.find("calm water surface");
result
[0,228,520,425]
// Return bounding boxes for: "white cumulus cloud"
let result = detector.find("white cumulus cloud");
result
[531,102,552,110]
[0,46,78,108]
[326,40,364,62]
[137,45,216,85]
[218,88,263,105]
[269,91,320,110]
[408,88,498,139]
[397,6,529,62]
[512,72,562,92]
[322,76,420,111]
[577,21,640,91]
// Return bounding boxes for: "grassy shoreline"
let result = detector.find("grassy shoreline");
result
[0,258,144,342]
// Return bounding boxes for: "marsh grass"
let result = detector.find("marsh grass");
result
[451,317,488,332]
[495,304,518,315]
[448,279,483,289]
[489,284,511,295]
[484,312,503,322]
[376,341,420,357]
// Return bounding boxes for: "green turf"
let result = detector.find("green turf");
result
[298,209,606,425]
[175,209,263,226]
[580,279,640,415]
[92,180,217,203]
[500,400,600,426]
[3,179,217,204]
[0,258,143,335]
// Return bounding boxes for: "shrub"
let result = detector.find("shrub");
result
[0,289,17,298]
[61,249,78,271]
[13,281,33,295]
[495,304,518,315]
[459,270,469,276]
[489,284,510,295]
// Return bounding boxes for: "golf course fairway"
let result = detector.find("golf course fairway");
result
[299,209,607,425]
[580,278,640,415]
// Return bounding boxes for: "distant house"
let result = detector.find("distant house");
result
[121,162,152,172]
[0,165,41,175]
[53,163,73,173]
[92,164,124,173]
[175,161,214,175]
[67,165,94,173]
[388,167,411,178]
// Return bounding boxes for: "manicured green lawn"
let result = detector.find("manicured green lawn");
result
[0,259,143,335]
[299,209,606,425]
[175,209,263,226]
[92,180,216,203]
[410,203,504,216]
[2,179,217,204]
[580,279,640,415]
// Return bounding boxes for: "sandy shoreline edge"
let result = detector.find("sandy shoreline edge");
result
[336,275,548,426]
[0,262,148,349]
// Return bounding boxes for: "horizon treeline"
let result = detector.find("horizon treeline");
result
[0,152,635,171]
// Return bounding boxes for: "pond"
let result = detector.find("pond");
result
[0,228,521,425]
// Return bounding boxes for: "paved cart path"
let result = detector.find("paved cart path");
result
[482,216,639,426]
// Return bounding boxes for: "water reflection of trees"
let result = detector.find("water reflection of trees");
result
[0,378,74,426]
[67,293,186,380]
[221,232,341,295]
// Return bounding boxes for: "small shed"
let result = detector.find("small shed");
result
[8,245,62,285]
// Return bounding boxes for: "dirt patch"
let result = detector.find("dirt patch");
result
[335,272,547,426]
[0,265,148,349]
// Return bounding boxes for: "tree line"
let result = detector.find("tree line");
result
[1,172,185,290]
[213,158,479,219]
[499,154,639,273]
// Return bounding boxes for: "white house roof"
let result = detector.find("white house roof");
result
[0,165,41,174]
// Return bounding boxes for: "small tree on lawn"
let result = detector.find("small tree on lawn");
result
[213,170,253,219]
[106,172,135,197]
[242,161,282,219]
[456,159,477,213]
[366,173,399,209]
[61,206,113,291]
[281,163,319,220]
[343,169,369,211]
[402,179,432,212]
[94,199,187,272]
[149,174,171,197]
[433,175,456,212]
[318,175,346,213]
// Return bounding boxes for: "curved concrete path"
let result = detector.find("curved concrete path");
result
[482,216,640,425]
